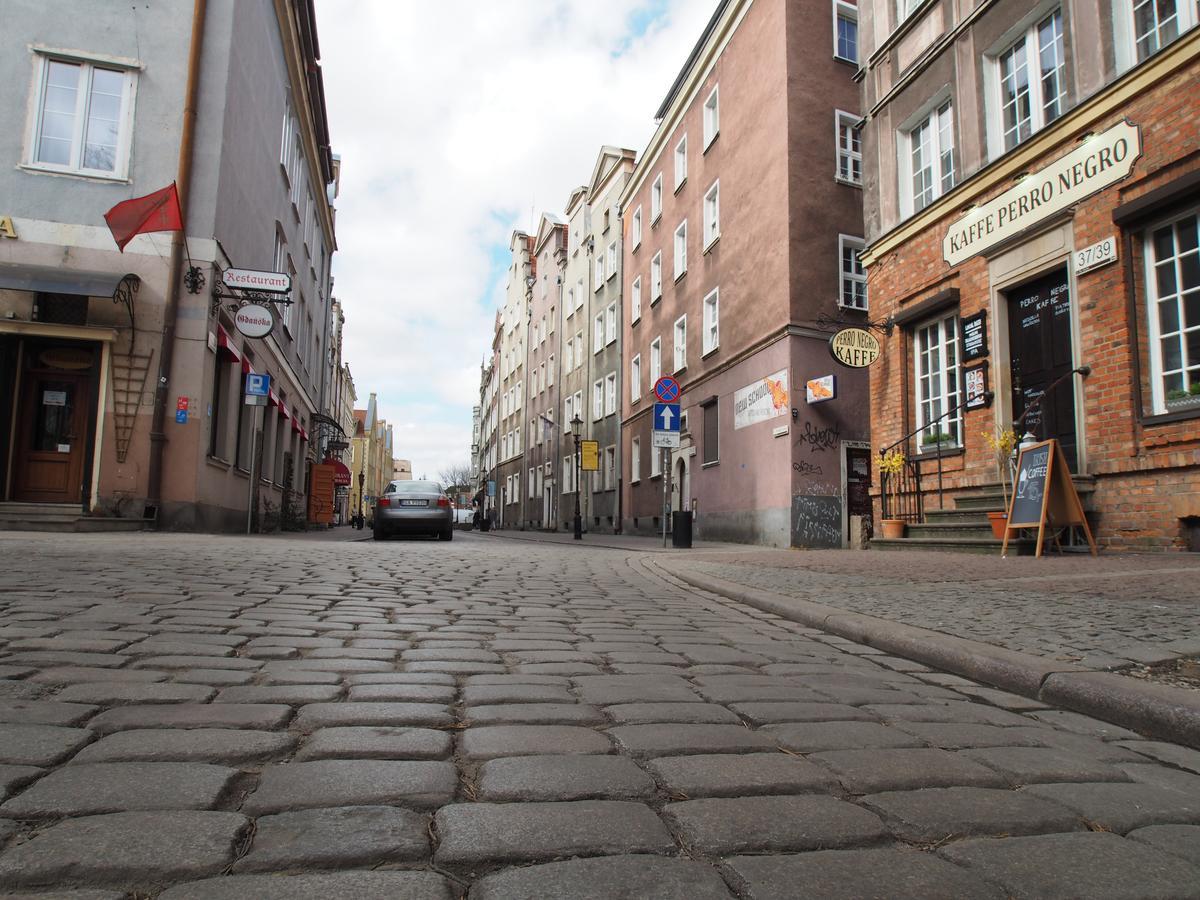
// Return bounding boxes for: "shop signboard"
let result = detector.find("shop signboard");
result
[580,440,600,471]
[806,375,836,404]
[829,328,880,368]
[234,304,274,338]
[734,369,789,429]
[223,268,291,293]
[963,361,991,410]
[960,311,988,361]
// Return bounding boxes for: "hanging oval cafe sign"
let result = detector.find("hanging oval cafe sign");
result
[234,304,274,338]
[829,327,880,368]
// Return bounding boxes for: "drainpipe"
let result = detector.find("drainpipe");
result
[145,0,206,525]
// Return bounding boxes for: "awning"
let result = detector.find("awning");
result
[292,416,303,434]
[216,325,242,363]
[0,261,139,297]
[323,459,352,486]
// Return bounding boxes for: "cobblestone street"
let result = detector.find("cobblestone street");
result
[1,531,1199,898]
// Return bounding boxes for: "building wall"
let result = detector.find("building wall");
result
[496,234,530,526]
[524,219,563,530]
[559,190,591,529]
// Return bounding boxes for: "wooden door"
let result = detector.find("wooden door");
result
[13,371,91,503]
[1007,268,1079,471]
[845,445,873,540]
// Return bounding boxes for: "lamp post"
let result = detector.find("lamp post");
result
[570,414,583,540]
[357,469,365,530]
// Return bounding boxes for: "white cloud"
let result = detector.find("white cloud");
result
[315,0,717,480]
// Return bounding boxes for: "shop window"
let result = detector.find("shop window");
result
[988,9,1067,156]
[1145,210,1200,413]
[34,293,87,325]
[902,100,955,216]
[914,313,961,446]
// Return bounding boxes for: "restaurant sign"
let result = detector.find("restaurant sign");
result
[829,327,881,368]
[943,120,1141,266]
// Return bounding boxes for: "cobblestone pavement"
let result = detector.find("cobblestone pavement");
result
[683,549,1200,671]
[0,532,1199,898]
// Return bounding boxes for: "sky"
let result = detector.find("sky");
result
[313,0,718,481]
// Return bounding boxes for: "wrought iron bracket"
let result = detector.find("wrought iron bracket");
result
[210,265,294,317]
[814,310,895,336]
[112,274,140,335]
[183,266,206,295]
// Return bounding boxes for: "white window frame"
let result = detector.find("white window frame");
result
[632,206,643,249]
[566,286,574,317]
[575,279,585,310]
[651,252,663,302]
[631,354,642,403]
[607,242,617,280]
[574,333,584,368]
[914,312,961,448]
[650,337,662,384]
[1119,0,1199,70]
[548,354,555,385]
[703,181,720,250]
[564,395,573,434]
[593,379,605,422]
[604,373,617,416]
[835,110,863,185]
[529,467,536,499]
[834,0,859,63]
[631,276,642,324]
[703,85,720,149]
[565,338,574,374]
[674,220,688,279]
[839,235,868,310]
[651,440,662,477]
[651,173,663,223]
[594,256,605,289]
[703,287,720,355]
[27,53,138,180]
[1144,208,1200,414]
[673,315,687,372]
[900,97,956,218]
[606,303,617,345]
[984,8,1068,159]
[631,437,641,483]
[603,445,616,490]
[674,134,688,191]
[594,313,605,354]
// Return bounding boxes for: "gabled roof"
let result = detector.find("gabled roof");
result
[565,185,588,215]
[534,212,567,255]
[509,229,532,253]
[588,146,637,197]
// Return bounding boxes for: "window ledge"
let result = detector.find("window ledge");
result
[650,473,663,481]
[703,133,719,154]
[674,366,687,376]
[911,446,964,462]
[701,346,719,359]
[674,271,687,284]
[631,477,641,484]
[833,54,858,67]
[1143,406,1200,427]
[834,176,863,189]
[674,178,687,195]
[632,242,641,253]
[19,163,129,184]
[206,456,232,471]
[703,235,720,254]
[702,460,720,469]
[651,213,662,227]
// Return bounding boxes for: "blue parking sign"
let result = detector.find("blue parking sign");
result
[175,409,188,424]
[245,373,270,397]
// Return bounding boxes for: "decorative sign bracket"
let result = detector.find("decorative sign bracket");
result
[210,265,294,317]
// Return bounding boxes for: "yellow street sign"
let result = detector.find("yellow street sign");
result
[580,440,600,471]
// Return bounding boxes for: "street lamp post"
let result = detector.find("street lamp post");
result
[357,470,365,530]
[570,414,583,541]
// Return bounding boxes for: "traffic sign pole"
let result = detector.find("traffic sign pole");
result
[662,448,669,548]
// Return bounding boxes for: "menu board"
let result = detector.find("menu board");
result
[961,311,988,361]
[1002,439,1096,558]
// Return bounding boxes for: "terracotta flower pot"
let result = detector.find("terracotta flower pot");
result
[880,518,906,539]
[987,511,1008,539]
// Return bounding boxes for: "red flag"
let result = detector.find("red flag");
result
[103,183,183,252]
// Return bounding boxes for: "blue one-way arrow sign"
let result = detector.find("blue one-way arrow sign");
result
[654,402,681,432]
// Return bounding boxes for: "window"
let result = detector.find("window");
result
[606,303,617,345]
[703,85,720,148]
[30,56,135,177]
[651,252,663,301]
[674,135,688,190]
[896,0,923,24]
[632,207,643,249]
[604,373,617,416]
[651,174,663,222]
[280,105,294,170]
[703,181,720,248]
[914,313,961,446]
[992,10,1067,154]
[836,111,862,184]
[607,243,617,280]
[674,315,687,371]
[565,337,574,373]
[631,437,641,482]
[702,401,719,464]
[631,277,642,323]
[631,354,642,402]
[529,467,536,499]
[604,446,616,490]
[839,236,868,310]
[595,256,605,288]
[904,100,955,215]
[1145,210,1200,412]
[574,333,584,367]
[209,352,230,459]
[549,355,556,385]
[566,286,574,315]
[564,394,574,433]
[514,472,520,499]
[576,279,585,310]
[594,313,604,353]
[594,380,604,421]
[1131,0,1198,62]
[674,221,688,279]
[651,440,662,476]
[574,390,583,425]
[703,288,720,355]
[835,0,858,62]
[650,337,662,384]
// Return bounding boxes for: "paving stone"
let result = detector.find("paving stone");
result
[1118,762,1200,796]
[158,871,455,899]
[87,704,292,733]
[727,848,1005,899]
[471,855,735,900]
[1024,709,1143,741]
[0,764,42,802]
[173,669,255,686]
[132,656,260,671]
[765,721,927,753]
[646,752,839,798]
[0,811,247,889]
[807,748,1009,793]
[863,786,1084,842]
[460,725,613,759]
[731,702,881,726]
[889,722,1048,749]
[234,805,427,871]
[664,794,887,854]
[0,725,92,766]
[346,683,455,702]
[962,746,1133,786]
[1126,824,1200,865]
[466,703,603,726]
[0,701,97,726]
[0,889,128,899]
[31,667,167,685]
[0,762,237,817]
[1117,740,1200,774]
[603,702,741,724]
[434,800,675,866]
[294,702,452,730]
[865,702,1031,726]
[265,659,392,673]
[461,684,575,705]
[213,684,342,704]
[573,676,701,705]
[1022,782,1200,833]
[241,759,456,814]
[940,831,1200,899]
[346,672,455,685]
[1,652,128,669]
[477,754,656,801]
[55,683,216,705]
[295,726,452,761]
[70,729,296,764]
[262,669,343,685]
[607,723,776,757]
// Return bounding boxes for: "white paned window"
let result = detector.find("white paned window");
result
[651,252,663,301]
[905,100,955,215]
[835,0,859,62]
[1145,210,1200,412]
[993,10,1067,153]
[548,355,555,385]
[566,286,574,316]
[897,0,923,24]
[631,354,642,402]
[280,105,293,169]
[604,446,616,490]
[839,235,868,310]
[631,276,642,323]
[565,338,574,373]
[574,333,584,367]
[674,135,688,190]
[594,313,604,353]
[651,440,662,476]
[650,337,662,384]
[836,111,862,184]
[632,206,643,248]
[575,279,584,310]
[674,221,688,279]
[703,85,720,149]
[606,303,617,344]
[673,315,687,372]
[607,243,617,280]
[529,467,536,499]
[595,256,605,288]
[1132,0,1198,62]
[564,395,573,433]
[703,181,720,249]
[573,391,583,427]
[914,313,961,446]
[631,437,641,482]
[651,174,663,222]
[31,56,136,177]
[604,373,617,416]
[593,380,604,421]
[514,472,520,498]
[703,288,720,355]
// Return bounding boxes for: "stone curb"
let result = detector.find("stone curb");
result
[651,558,1200,750]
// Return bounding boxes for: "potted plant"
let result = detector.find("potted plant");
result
[920,429,954,450]
[1165,383,1200,411]
[878,448,907,539]
[981,425,1017,538]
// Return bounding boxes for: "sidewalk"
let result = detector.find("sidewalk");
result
[477,526,756,554]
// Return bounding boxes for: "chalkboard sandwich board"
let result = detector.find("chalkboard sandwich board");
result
[1002,438,1096,558]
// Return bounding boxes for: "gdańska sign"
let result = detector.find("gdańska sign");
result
[234,304,274,338]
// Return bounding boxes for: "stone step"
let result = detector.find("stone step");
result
[870,535,1036,555]
[904,521,999,540]
[953,476,1095,511]
[924,508,995,524]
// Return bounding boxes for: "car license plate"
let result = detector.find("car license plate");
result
[400,499,427,507]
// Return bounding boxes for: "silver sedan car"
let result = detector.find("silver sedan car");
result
[373,480,454,541]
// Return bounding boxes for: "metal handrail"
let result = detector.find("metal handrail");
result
[1012,365,1091,437]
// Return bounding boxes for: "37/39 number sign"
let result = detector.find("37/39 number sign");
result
[1074,236,1117,275]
